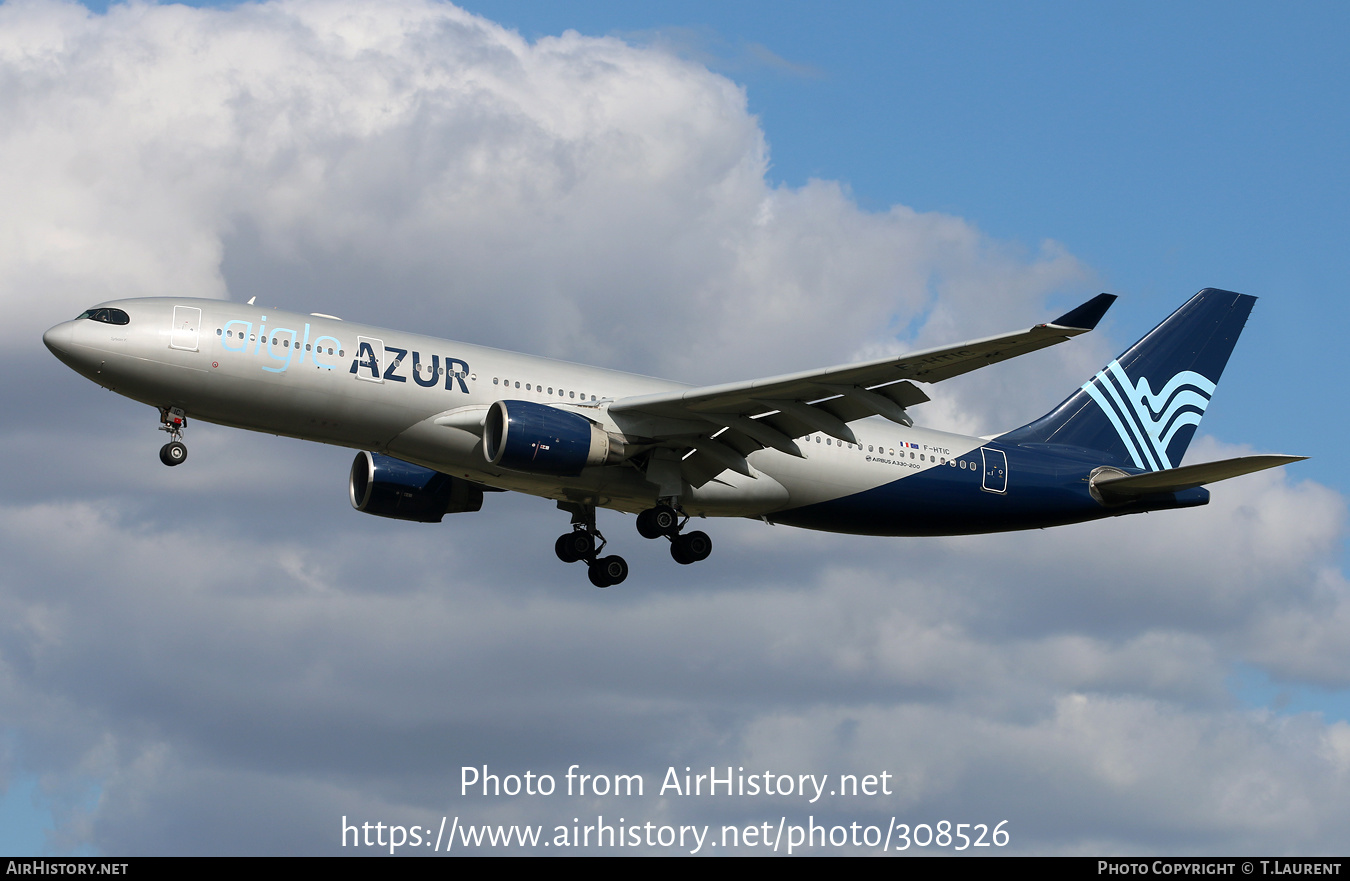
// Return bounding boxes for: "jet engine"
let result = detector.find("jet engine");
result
[349,451,484,522]
[483,400,626,476]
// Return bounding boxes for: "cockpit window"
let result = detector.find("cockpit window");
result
[76,308,131,326]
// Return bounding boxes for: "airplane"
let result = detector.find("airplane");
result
[43,287,1303,587]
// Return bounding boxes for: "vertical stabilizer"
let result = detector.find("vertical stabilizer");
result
[1000,288,1256,470]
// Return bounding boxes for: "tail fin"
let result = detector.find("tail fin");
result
[1001,288,1256,470]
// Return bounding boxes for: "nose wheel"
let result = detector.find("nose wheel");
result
[159,441,188,466]
[555,502,628,588]
[157,407,188,467]
[637,502,713,565]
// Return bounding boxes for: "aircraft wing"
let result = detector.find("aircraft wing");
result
[608,294,1116,486]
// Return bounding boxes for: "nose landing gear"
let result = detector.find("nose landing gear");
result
[636,501,713,565]
[555,502,628,588]
[158,407,188,467]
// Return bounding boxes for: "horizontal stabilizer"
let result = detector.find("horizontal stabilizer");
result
[1091,454,1306,503]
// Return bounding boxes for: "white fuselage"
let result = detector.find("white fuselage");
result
[44,298,981,520]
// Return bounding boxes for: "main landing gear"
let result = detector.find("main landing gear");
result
[553,500,712,587]
[555,503,629,588]
[157,406,188,467]
[636,502,712,565]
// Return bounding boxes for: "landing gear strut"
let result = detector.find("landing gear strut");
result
[158,406,188,467]
[555,502,628,588]
[636,500,712,565]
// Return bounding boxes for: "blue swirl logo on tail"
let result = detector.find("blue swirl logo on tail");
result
[1080,360,1216,471]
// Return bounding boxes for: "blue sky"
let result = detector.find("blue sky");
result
[2,0,1347,855]
[457,0,1349,483]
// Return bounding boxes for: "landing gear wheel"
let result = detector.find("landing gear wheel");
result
[637,504,680,538]
[557,502,628,584]
[636,508,662,539]
[555,534,576,563]
[588,555,628,588]
[671,530,712,565]
[159,441,187,467]
[555,531,595,563]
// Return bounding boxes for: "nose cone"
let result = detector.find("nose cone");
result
[43,321,74,358]
[43,320,97,377]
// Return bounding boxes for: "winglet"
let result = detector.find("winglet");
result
[1050,293,1116,330]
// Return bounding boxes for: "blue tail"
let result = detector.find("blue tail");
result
[1001,288,1256,471]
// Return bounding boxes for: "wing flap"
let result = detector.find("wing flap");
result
[680,450,730,489]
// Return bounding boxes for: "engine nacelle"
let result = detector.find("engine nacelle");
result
[349,451,483,522]
[483,400,623,476]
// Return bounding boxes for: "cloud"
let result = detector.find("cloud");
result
[0,0,1086,382]
[0,0,1344,855]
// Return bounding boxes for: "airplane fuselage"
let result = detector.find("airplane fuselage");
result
[43,297,1204,541]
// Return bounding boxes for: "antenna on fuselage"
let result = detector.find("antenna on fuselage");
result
[247,296,256,305]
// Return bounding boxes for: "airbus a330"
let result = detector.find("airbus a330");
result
[44,287,1302,586]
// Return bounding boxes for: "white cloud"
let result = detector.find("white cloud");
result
[1,0,1086,386]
